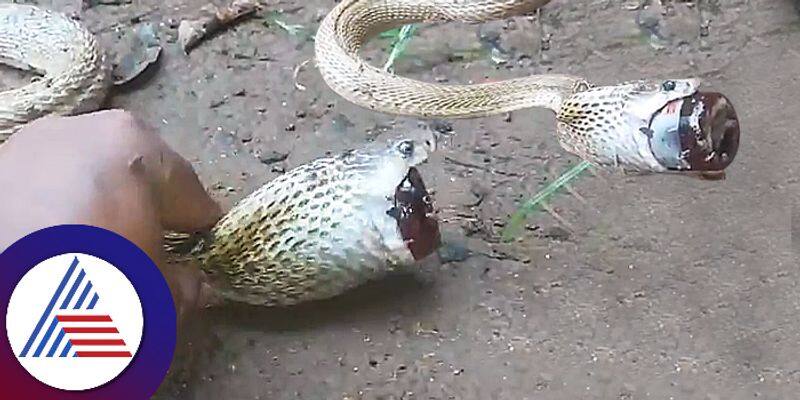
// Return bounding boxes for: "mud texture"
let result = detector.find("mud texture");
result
[5,0,800,399]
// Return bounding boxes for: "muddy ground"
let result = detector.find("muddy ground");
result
[6,0,800,399]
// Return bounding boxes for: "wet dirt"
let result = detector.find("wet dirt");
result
[9,0,800,399]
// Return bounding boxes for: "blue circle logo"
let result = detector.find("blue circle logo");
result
[0,225,177,399]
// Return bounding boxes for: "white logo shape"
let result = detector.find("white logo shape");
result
[6,253,144,391]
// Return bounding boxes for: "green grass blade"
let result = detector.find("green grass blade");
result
[501,161,592,242]
[383,24,418,72]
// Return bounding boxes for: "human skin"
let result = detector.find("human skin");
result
[0,109,223,327]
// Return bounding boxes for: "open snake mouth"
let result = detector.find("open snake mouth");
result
[387,167,441,261]
[647,91,740,173]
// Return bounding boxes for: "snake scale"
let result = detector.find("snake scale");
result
[0,1,740,306]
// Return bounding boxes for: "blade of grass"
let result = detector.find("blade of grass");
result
[501,160,592,242]
[379,28,403,38]
[383,24,418,72]
[263,11,306,37]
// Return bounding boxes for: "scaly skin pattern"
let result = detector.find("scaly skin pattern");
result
[0,4,111,142]
[315,0,584,118]
[556,79,703,172]
[1,1,714,172]
[4,2,732,307]
[314,0,708,172]
[165,138,436,307]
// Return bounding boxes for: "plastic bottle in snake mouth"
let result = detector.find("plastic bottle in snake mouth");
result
[646,91,740,179]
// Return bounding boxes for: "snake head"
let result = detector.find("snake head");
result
[384,135,440,260]
[389,134,437,167]
[558,78,740,175]
[346,134,440,262]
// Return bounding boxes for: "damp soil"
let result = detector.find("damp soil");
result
[13,0,800,399]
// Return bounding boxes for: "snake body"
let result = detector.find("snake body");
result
[315,0,583,118]
[165,137,441,306]
[314,0,740,173]
[0,1,741,306]
[0,4,110,142]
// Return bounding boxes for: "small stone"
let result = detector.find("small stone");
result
[234,128,252,142]
[437,242,472,263]
[257,150,289,164]
[542,226,571,241]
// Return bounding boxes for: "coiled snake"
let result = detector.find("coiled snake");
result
[0,1,741,306]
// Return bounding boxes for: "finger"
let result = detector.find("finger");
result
[157,153,223,232]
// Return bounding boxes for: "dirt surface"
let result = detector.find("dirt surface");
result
[7,0,800,399]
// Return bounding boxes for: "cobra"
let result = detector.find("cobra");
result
[0,3,442,307]
[1,2,741,306]
[314,0,741,174]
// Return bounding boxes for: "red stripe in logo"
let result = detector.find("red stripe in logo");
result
[56,315,112,322]
[63,327,119,334]
[71,339,127,346]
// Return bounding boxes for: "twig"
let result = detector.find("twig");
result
[539,202,576,232]
[293,59,310,91]
[444,156,523,177]
[97,8,160,33]
[178,0,260,54]
[563,184,587,204]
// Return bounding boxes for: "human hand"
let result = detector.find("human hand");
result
[0,109,223,325]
